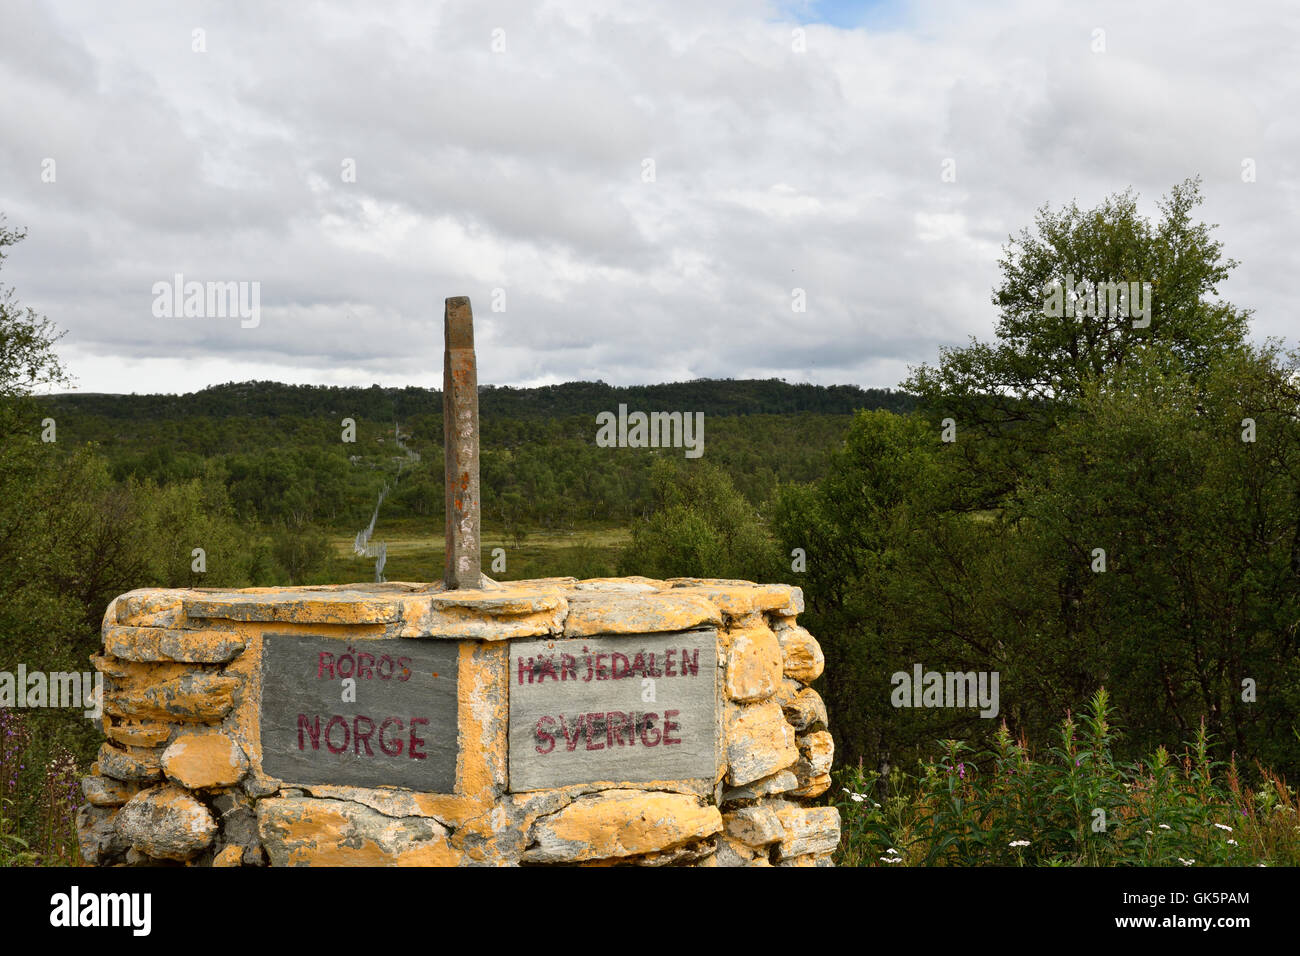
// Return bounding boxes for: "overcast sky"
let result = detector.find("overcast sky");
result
[1,0,1296,395]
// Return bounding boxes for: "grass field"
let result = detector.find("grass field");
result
[328,518,632,584]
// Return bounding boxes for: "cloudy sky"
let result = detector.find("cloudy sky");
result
[0,0,1295,395]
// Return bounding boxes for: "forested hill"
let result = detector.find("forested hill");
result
[41,378,916,420]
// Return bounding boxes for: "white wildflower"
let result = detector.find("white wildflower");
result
[1008,840,1030,848]
[1158,824,1171,830]
[1213,823,1232,832]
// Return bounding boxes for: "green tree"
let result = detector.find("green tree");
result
[618,458,781,582]
[906,177,1249,408]
[778,182,1300,781]
[904,178,1253,509]
[0,218,78,658]
[0,217,68,407]
[1014,343,1300,771]
[271,519,332,585]
[770,409,989,767]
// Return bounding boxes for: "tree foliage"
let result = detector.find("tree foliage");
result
[619,458,782,582]
[0,217,68,404]
[772,181,1300,780]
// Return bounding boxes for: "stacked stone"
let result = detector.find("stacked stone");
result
[79,593,259,866]
[78,577,839,867]
[711,583,838,867]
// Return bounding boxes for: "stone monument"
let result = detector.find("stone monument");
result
[76,297,840,866]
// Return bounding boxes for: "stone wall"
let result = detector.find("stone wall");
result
[77,576,839,866]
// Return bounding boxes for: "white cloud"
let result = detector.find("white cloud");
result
[0,0,1295,395]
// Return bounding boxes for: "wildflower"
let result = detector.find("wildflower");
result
[1158,824,1171,830]
[1227,839,1238,846]
[1008,840,1030,848]
[1144,830,1153,835]
[1213,823,1232,832]
[957,762,965,779]
[850,793,865,803]
[879,855,903,864]
[1178,858,1195,866]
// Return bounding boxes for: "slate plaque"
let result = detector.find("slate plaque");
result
[260,634,459,792]
[509,631,718,791]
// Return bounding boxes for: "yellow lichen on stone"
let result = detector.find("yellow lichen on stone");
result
[798,730,834,775]
[724,805,785,847]
[427,588,566,615]
[446,640,509,816]
[572,577,663,592]
[256,797,462,866]
[104,626,246,663]
[790,774,832,798]
[400,588,566,640]
[115,785,217,860]
[724,700,798,786]
[664,578,757,588]
[115,589,187,628]
[184,590,405,625]
[666,585,759,618]
[663,583,801,621]
[212,845,243,867]
[523,789,722,863]
[776,624,825,682]
[81,775,139,807]
[783,685,828,731]
[96,743,163,783]
[723,621,783,702]
[115,671,240,722]
[94,659,196,694]
[162,732,249,789]
[106,722,172,748]
[713,834,761,866]
[774,805,841,859]
[563,594,721,637]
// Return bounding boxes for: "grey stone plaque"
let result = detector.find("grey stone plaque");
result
[509,631,718,791]
[260,634,459,792]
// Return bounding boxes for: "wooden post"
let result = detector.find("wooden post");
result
[443,296,481,589]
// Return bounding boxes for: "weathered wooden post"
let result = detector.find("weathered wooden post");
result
[443,296,481,589]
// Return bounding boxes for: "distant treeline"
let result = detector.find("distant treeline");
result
[32,380,905,532]
[42,378,917,421]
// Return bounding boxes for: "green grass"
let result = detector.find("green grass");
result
[326,519,632,584]
[829,690,1300,867]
